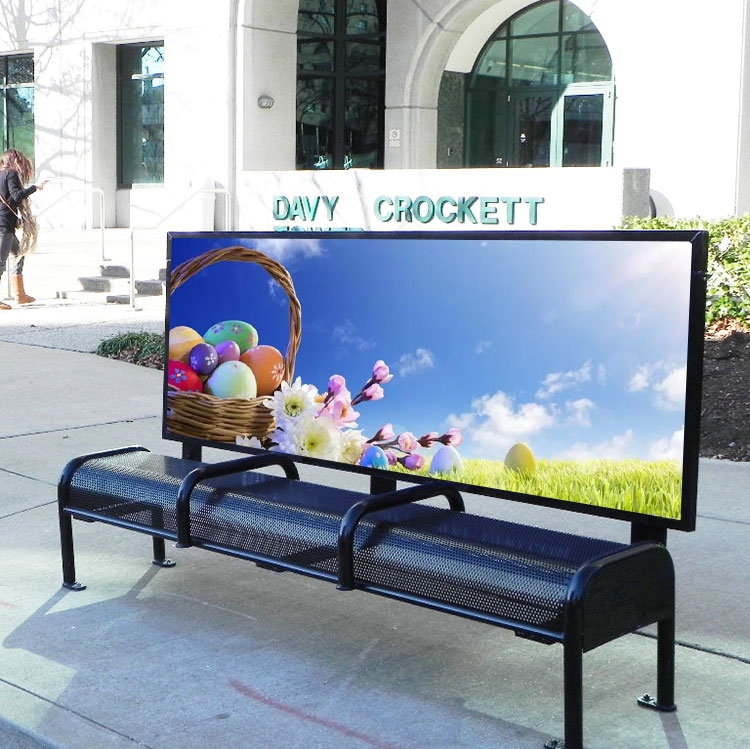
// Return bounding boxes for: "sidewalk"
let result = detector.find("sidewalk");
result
[1,304,749,749]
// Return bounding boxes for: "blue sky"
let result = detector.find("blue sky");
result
[169,233,693,463]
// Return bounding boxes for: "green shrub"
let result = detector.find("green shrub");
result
[620,214,750,325]
[96,331,165,369]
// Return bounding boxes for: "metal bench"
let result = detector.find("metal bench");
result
[58,445,676,749]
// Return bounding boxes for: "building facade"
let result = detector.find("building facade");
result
[2,0,749,231]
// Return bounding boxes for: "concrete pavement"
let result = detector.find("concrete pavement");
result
[1,300,749,749]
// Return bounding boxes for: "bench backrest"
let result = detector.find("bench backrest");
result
[163,230,707,533]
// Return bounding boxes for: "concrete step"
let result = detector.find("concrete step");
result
[77,276,164,296]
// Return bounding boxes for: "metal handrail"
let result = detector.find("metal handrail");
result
[35,185,107,261]
[128,187,232,308]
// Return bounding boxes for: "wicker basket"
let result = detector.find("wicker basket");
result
[166,245,301,443]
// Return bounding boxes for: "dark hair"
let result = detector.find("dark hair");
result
[0,149,34,186]
[0,149,38,254]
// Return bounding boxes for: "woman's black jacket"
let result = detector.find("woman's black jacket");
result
[0,169,36,231]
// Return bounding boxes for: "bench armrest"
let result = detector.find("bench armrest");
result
[337,482,465,590]
[58,446,150,511]
[176,453,300,547]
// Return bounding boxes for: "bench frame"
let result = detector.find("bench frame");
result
[58,442,677,749]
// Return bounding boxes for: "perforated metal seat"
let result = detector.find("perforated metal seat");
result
[64,450,628,633]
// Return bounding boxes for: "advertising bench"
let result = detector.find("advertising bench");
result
[58,230,707,749]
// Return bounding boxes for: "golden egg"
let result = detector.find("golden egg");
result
[168,326,204,363]
[504,442,536,474]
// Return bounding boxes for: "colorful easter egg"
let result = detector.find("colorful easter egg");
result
[168,326,203,363]
[204,320,258,355]
[215,339,241,364]
[167,360,203,393]
[504,442,536,474]
[429,445,463,475]
[360,445,389,470]
[188,342,219,376]
[240,345,285,396]
[204,361,257,399]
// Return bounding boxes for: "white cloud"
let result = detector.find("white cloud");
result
[449,390,556,455]
[536,360,592,399]
[597,363,607,385]
[557,429,635,460]
[331,320,373,351]
[397,348,435,377]
[648,427,684,461]
[627,362,686,411]
[654,367,686,411]
[254,236,324,264]
[566,398,594,427]
[628,365,650,392]
[475,340,492,355]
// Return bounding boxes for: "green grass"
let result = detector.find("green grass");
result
[392,458,682,519]
[96,331,165,369]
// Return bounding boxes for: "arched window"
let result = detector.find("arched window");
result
[466,0,613,168]
[297,0,386,170]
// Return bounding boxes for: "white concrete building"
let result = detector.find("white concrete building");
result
[1,0,748,232]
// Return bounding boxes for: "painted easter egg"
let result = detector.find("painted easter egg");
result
[204,361,257,399]
[504,442,536,474]
[168,326,203,363]
[188,342,219,376]
[167,360,203,393]
[429,445,463,475]
[240,345,285,396]
[360,445,389,470]
[215,339,241,364]
[204,320,259,355]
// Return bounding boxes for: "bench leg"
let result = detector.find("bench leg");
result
[152,537,176,568]
[59,512,86,591]
[638,616,677,712]
[545,638,583,749]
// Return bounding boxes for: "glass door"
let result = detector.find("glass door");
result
[558,86,613,166]
[511,93,553,167]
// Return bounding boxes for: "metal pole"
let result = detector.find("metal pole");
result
[129,227,136,309]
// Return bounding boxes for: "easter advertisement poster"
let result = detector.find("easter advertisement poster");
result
[165,232,696,521]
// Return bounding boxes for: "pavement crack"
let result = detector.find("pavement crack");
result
[0,467,56,486]
[0,415,159,439]
[0,676,156,747]
[633,630,750,665]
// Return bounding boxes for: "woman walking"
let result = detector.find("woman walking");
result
[0,148,46,309]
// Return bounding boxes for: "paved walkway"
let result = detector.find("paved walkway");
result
[1,299,748,748]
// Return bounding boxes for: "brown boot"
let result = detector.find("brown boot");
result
[0,299,10,310]
[11,274,35,305]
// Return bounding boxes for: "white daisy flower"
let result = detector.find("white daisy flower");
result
[236,435,264,449]
[340,429,366,464]
[296,418,340,460]
[264,377,319,427]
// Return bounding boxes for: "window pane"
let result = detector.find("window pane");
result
[346,0,383,35]
[346,41,381,73]
[474,40,507,83]
[119,45,164,185]
[7,55,33,85]
[562,94,603,166]
[298,0,336,36]
[7,87,34,159]
[298,41,334,72]
[511,36,559,86]
[561,33,612,83]
[510,1,559,36]
[344,77,382,168]
[562,1,595,31]
[297,77,334,169]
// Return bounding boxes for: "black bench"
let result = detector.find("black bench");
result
[58,443,676,749]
